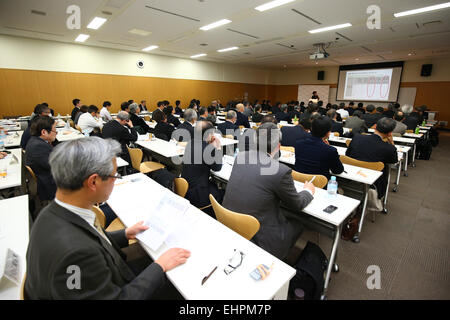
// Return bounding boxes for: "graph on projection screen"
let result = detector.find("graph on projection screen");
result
[336,62,403,102]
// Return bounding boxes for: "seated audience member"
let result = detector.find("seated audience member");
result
[102,111,137,164]
[347,101,355,116]
[344,110,368,134]
[275,105,291,123]
[252,105,264,123]
[336,103,349,120]
[120,101,130,113]
[281,118,310,147]
[174,100,183,115]
[25,137,190,299]
[206,106,217,125]
[326,109,344,136]
[78,105,103,136]
[294,116,344,180]
[71,98,82,122]
[198,107,208,121]
[217,110,239,138]
[222,122,315,260]
[100,101,113,122]
[74,105,88,125]
[181,121,223,210]
[346,117,398,201]
[411,105,427,124]
[164,106,181,128]
[139,100,147,112]
[271,102,281,114]
[402,104,420,130]
[21,104,51,149]
[331,104,343,122]
[152,101,165,122]
[129,103,151,134]
[362,104,383,128]
[299,101,306,113]
[235,103,250,128]
[26,116,58,201]
[153,111,174,141]
[393,111,407,135]
[173,108,197,142]
[300,103,317,121]
[383,103,396,119]
[356,102,366,114]
[243,101,253,117]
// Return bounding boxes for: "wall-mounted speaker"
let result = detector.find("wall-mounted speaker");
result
[421,64,432,77]
[318,70,325,80]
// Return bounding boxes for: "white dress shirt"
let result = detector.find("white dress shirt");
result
[54,198,111,245]
[100,107,113,122]
[337,109,349,120]
[78,112,104,134]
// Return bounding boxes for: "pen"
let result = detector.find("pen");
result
[343,170,348,174]
[202,266,217,286]
[309,176,316,183]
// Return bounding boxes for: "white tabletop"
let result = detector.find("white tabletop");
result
[403,133,423,138]
[136,138,185,158]
[4,131,23,148]
[0,122,21,132]
[107,173,296,300]
[393,136,416,144]
[212,157,359,226]
[116,157,128,168]
[0,195,29,300]
[419,126,431,130]
[0,148,22,190]
[56,127,85,142]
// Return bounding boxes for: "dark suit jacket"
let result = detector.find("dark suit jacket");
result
[71,107,79,122]
[383,110,394,118]
[20,127,32,149]
[404,115,420,130]
[294,136,344,180]
[362,113,384,128]
[102,120,138,163]
[331,120,344,136]
[281,126,310,147]
[275,112,291,123]
[271,105,281,114]
[172,121,195,141]
[154,122,175,141]
[151,108,164,122]
[251,112,263,123]
[181,140,223,207]
[235,111,250,128]
[167,114,181,128]
[25,201,165,299]
[130,113,151,134]
[217,121,239,137]
[25,136,56,201]
[223,150,313,260]
[344,116,368,134]
[139,104,147,111]
[346,133,398,198]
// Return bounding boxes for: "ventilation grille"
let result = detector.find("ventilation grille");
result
[336,32,352,41]
[254,37,283,45]
[4,26,63,36]
[360,46,373,53]
[98,40,139,47]
[291,9,321,25]
[30,10,46,16]
[145,6,200,22]
[227,29,259,39]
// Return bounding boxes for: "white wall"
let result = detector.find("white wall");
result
[0,35,275,85]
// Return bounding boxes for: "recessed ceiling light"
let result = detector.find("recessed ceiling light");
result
[142,45,158,52]
[75,34,90,42]
[355,58,359,60]
[191,53,207,58]
[255,0,296,12]
[217,46,239,52]
[87,17,107,30]
[200,19,231,31]
[394,2,450,17]
[308,23,352,34]
[129,28,152,36]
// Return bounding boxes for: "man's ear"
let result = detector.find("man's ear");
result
[85,174,98,191]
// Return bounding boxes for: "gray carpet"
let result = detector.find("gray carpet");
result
[310,131,450,300]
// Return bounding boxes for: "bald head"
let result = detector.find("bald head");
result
[236,103,244,112]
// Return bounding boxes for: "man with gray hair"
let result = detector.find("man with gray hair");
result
[235,103,250,128]
[129,102,151,134]
[222,122,315,260]
[25,137,190,299]
[172,108,197,142]
[402,104,419,130]
[217,110,239,138]
[102,111,138,163]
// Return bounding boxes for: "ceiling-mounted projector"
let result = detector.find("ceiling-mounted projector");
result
[309,42,331,60]
[309,52,329,60]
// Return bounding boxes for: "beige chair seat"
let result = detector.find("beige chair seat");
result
[139,161,165,174]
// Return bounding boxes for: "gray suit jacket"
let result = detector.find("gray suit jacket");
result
[344,116,368,134]
[393,120,407,135]
[25,201,166,299]
[222,150,313,260]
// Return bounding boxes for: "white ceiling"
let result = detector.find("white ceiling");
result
[1,0,450,69]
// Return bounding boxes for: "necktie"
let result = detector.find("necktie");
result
[93,215,111,244]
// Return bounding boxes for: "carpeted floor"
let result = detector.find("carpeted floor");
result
[314,131,450,300]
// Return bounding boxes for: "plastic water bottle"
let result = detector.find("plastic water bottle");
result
[422,119,426,126]
[65,119,70,129]
[327,176,338,199]
[414,127,420,134]
[0,130,6,151]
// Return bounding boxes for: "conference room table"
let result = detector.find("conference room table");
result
[0,195,28,300]
[55,127,85,142]
[0,120,21,132]
[116,157,129,175]
[0,148,23,198]
[211,155,360,299]
[4,131,23,149]
[107,173,296,300]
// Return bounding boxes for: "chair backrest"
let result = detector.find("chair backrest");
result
[69,119,75,128]
[20,273,26,300]
[92,205,106,228]
[239,125,244,130]
[75,124,82,133]
[345,139,351,147]
[25,165,37,181]
[280,146,295,153]
[144,115,151,122]
[209,194,260,240]
[224,134,234,140]
[339,155,384,171]
[174,177,188,198]
[126,146,143,171]
[405,129,413,133]
[177,141,188,147]
[333,132,340,137]
[291,170,328,189]
[24,165,37,197]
